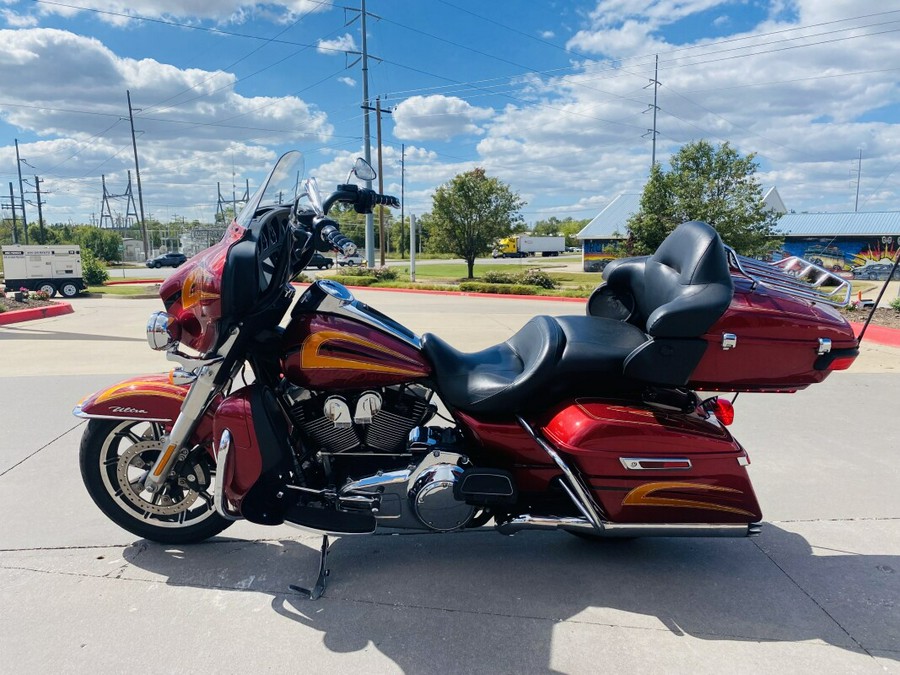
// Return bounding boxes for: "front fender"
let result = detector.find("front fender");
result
[74,374,190,423]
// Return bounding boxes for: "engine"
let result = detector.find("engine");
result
[288,384,435,455]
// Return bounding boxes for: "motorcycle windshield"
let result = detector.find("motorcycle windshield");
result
[235,151,305,228]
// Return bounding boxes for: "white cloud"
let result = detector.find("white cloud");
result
[317,33,357,56]
[540,30,556,39]
[338,76,357,87]
[27,0,333,24]
[0,28,333,222]
[393,95,494,142]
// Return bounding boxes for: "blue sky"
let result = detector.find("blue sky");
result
[1,0,899,226]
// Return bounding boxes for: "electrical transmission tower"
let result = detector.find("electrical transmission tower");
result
[643,54,660,169]
[99,172,140,230]
[216,180,250,223]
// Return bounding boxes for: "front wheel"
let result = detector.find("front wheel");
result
[38,282,57,297]
[79,419,233,544]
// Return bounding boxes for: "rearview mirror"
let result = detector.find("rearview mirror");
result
[350,157,376,182]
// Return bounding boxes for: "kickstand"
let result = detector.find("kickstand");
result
[289,535,330,601]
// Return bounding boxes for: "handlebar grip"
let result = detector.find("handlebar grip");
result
[375,193,400,208]
[320,222,357,256]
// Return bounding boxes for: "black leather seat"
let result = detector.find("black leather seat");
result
[421,315,647,415]
[422,221,735,413]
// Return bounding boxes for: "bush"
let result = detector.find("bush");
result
[890,297,900,312]
[82,248,109,285]
[330,275,378,287]
[459,282,538,295]
[518,268,557,289]
[371,265,399,281]
[482,270,518,284]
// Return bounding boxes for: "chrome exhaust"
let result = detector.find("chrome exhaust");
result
[497,515,761,538]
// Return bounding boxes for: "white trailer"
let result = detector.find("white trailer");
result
[518,235,565,256]
[1,245,85,298]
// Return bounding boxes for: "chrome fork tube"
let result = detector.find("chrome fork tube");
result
[144,331,239,493]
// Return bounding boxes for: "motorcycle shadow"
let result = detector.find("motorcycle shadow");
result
[122,524,899,670]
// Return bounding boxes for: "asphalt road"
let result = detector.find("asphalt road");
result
[1,292,899,673]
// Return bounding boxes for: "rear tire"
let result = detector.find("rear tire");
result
[79,419,233,544]
[60,282,79,298]
[38,282,57,297]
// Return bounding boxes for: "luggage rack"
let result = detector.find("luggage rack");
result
[725,246,851,307]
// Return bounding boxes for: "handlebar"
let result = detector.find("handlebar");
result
[321,184,400,216]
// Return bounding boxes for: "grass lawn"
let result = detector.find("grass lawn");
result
[88,284,159,296]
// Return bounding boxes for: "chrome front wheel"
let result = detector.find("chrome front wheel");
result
[79,419,233,544]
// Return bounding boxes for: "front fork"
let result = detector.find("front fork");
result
[144,330,240,494]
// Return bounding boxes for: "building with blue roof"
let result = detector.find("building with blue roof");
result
[575,187,900,279]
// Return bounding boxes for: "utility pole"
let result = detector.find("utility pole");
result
[400,143,405,259]
[855,148,862,212]
[361,0,374,267]
[643,55,660,169]
[15,139,29,244]
[6,182,19,244]
[409,213,417,282]
[362,97,393,265]
[33,175,45,243]
[127,90,150,258]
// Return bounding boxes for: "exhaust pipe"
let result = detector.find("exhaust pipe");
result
[497,515,761,538]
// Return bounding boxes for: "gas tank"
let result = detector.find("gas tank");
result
[281,280,431,390]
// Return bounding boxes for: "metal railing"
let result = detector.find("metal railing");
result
[725,246,851,307]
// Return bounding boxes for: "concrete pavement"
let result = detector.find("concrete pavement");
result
[1,291,899,673]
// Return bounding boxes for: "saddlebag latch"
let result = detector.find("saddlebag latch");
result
[721,333,738,350]
[818,338,832,355]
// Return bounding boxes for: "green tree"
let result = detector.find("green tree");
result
[532,216,590,247]
[429,168,525,278]
[626,140,780,256]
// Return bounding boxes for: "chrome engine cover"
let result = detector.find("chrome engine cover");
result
[339,450,475,532]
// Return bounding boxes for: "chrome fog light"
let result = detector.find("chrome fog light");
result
[146,311,180,350]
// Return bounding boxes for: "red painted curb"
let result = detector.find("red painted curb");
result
[849,321,900,348]
[0,301,74,326]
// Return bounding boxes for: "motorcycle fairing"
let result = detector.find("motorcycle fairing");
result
[75,374,190,422]
[213,384,296,524]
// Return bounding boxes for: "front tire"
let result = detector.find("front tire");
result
[38,282,57,297]
[79,419,233,544]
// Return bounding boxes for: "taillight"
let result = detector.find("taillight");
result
[827,355,857,371]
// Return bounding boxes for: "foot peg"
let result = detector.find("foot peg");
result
[289,535,330,601]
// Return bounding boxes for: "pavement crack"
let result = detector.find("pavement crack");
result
[751,537,875,659]
[0,420,85,479]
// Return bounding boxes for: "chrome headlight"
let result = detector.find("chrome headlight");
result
[146,311,180,351]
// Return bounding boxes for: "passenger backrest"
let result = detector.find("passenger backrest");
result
[593,221,734,338]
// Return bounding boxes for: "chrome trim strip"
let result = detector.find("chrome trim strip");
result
[516,416,606,531]
[72,406,172,422]
[213,430,241,521]
[497,515,761,538]
[620,457,693,471]
[314,280,423,349]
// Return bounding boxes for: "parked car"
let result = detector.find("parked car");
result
[305,253,334,270]
[853,263,900,281]
[337,253,364,267]
[146,252,187,268]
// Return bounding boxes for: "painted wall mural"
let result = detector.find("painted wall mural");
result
[582,235,900,279]
[779,236,900,280]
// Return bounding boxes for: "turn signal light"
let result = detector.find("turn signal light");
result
[712,398,735,426]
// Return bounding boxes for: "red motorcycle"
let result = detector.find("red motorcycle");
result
[75,152,860,598]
